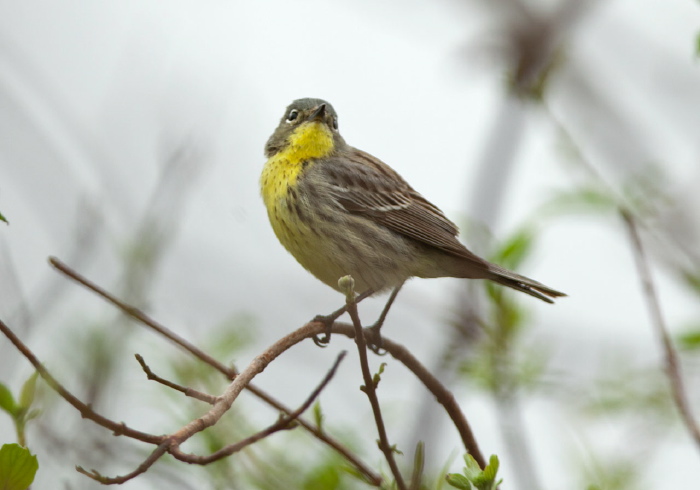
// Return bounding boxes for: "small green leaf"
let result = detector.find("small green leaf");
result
[680,270,700,296]
[448,454,502,490]
[25,408,42,422]
[541,186,617,217]
[482,455,500,482]
[372,363,387,388]
[490,228,534,270]
[0,443,39,490]
[0,211,7,224]
[461,454,483,480]
[0,383,18,416]
[446,473,473,489]
[312,402,324,432]
[677,327,700,351]
[410,441,425,489]
[18,373,39,411]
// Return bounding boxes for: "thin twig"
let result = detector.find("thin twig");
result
[171,351,347,464]
[135,353,217,404]
[163,323,340,459]
[46,257,486,481]
[0,315,352,484]
[0,317,163,445]
[622,209,700,452]
[76,443,169,484]
[341,277,407,490]
[48,256,383,486]
[329,323,486,469]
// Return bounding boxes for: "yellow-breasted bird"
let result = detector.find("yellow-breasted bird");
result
[260,98,565,339]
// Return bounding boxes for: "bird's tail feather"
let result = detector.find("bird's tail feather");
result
[487,264,566,304]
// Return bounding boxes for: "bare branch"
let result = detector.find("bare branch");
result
[171,351,347,464]
[135,353,217,404]
[76,443,169,484]
[622,210,700,452]
[340,277,407,490]
[44,257,486,482]
[0,317,163,446]
[329,323,487,469]
[48,256,383,486]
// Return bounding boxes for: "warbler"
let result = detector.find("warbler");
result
[260,98,564,331]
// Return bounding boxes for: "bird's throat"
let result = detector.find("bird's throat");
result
[284,121,335,163]
[260,122,334,208]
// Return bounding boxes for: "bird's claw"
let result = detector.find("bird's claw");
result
[311,314,335,347]
[366,324,388,356]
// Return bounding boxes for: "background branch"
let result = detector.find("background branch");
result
[171,351,347,465]
[48,256,383,486]
[622,210,700,453]
[135,353,218,404]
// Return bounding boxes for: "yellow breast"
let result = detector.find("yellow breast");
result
[260,121,334,209]
[260,121,335,249]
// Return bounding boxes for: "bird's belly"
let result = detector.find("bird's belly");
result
[266,197,409,294]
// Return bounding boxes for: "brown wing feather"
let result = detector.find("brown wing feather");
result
[323,148,483,262]
[318,148,566,302]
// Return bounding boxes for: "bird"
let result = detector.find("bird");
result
[260,98,564,342]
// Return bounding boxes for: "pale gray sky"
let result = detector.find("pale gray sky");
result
[1,1,699,488]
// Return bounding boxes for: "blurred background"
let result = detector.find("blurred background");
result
[1,0,699,488]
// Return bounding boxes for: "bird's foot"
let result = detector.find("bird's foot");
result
[311,309,345,347]
[366,323,388,356]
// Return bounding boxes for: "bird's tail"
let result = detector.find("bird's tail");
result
[486,263,566,304]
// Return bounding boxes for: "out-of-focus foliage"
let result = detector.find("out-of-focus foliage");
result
[0,373,40,448]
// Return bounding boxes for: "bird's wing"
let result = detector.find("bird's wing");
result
[321,148,481,260]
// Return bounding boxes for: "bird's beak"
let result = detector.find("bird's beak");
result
[308,104,326,122]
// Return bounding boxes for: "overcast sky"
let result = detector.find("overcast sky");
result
[1,1,699,488]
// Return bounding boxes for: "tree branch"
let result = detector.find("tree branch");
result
[340,276,407,490]
[135,353,217,404]
[328,323,487,469]
[0,316,351,484]
[0,317,163,445]
[171,351,347,465]
[76,443,169,484]
[622,209,700,453]
[43,257,487,482]
[48,256,383,486]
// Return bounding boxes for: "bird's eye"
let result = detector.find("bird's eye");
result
[286,109,298,123]
[332,118,338,130]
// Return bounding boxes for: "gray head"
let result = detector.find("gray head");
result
[265,98,344,157]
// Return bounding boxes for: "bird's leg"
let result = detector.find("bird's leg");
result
[312,289,375,347]
[367,282,404,355]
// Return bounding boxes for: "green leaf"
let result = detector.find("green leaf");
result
[447,454,502,490]
[680,270,700,296]
[372,362,387,387]
[0,383,18,416]
[461,454,483,481]
[446,473,473,489]
[541,186,617,218]
[0,444,39,490]
[482,455,500,482]
[677,327,700,351]
[490,228,534,270]
[0,211,7,224]
[18,373,38,411]
[312,402,324,432]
